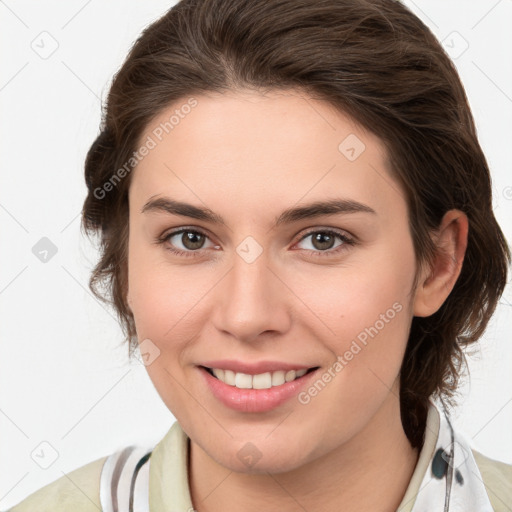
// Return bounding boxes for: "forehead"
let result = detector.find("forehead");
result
[129,89,406,221]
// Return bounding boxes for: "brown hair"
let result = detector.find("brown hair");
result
[81,0,510,449]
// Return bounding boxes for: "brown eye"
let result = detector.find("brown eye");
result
[179,230,206,250]
[295,229,356,257]
[310,232,337,251]
[156,227,218,258]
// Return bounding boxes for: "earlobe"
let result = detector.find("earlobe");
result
[413,210,469,317]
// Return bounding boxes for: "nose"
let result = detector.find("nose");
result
[210,248,292,344]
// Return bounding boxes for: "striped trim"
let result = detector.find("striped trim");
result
[129,452,152,512]
[100,446,153,512]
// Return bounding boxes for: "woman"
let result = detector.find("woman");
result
[8,0,511,510]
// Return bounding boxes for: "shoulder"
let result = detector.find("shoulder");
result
[472,448,512,512]
[7,456,107,512]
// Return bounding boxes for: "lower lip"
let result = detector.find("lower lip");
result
[199,366,319,413]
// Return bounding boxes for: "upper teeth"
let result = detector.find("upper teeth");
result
[211,368,309,389]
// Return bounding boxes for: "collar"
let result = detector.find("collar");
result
[148,400,493,511]
[401,399,493,511]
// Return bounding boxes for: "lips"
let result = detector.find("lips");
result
[198,362,321,413]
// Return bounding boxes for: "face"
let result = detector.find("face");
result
[126,89,419,473]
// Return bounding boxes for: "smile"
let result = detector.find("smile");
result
[199,365,321,413]
[203,366,318,389]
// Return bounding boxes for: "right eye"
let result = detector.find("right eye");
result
[156,227,219,258]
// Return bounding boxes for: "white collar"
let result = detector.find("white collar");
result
[406,399,493,511]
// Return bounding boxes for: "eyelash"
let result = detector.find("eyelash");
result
[155,226,356,259]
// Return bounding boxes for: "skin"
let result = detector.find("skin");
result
[126,89,468,512]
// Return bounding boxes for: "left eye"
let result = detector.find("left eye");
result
[294,229,353,253]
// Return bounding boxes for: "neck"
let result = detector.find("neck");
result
[188,388,420,512]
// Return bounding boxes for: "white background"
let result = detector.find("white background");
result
[1,0,511,509]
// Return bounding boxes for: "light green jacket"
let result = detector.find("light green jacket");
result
[8,404,512,511]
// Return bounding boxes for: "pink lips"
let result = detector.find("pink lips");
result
[198,364,319,413]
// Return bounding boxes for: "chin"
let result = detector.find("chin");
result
[211,442,311,475]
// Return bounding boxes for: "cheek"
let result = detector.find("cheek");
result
[129,269,202,342]
[290,267,414,433]
[127,243,216,371]
[128,239,187,335]
[127,251,207,413]
[287,245,415,383]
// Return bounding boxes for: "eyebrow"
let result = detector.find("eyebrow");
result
[141,196,376,227]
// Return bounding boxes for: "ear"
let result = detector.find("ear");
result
[413,209,468,317]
